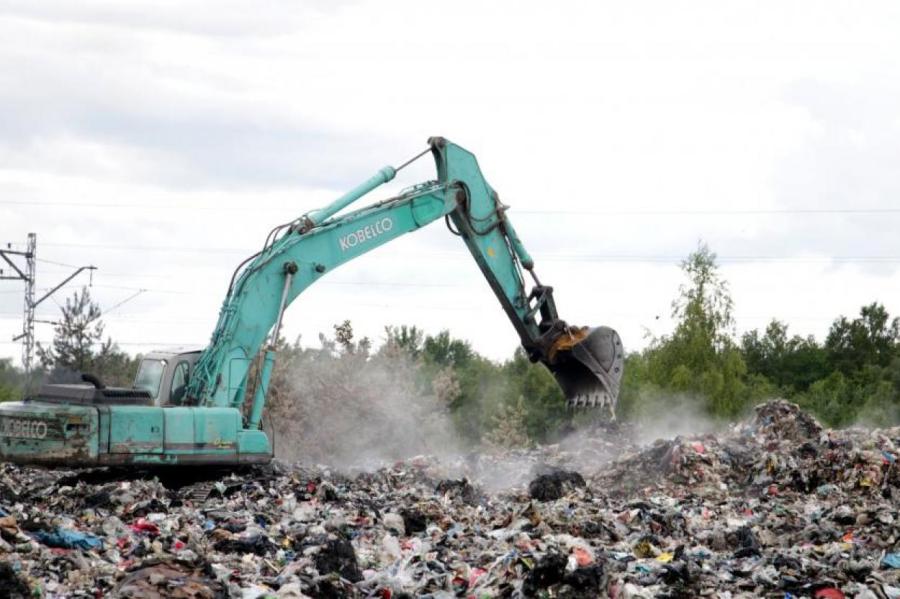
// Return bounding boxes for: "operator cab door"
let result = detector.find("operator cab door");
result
[144,352,200,408]
[161,355,197,456]
[168,361,191,406]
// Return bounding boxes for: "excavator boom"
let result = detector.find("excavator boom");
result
[0,137,623,467]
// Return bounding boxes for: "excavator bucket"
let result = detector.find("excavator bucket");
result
[550,326,624,417]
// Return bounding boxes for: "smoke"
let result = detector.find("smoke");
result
[851,399,900,430]
[264,331,730,490]
[628,392,723,446]
[504,391,727,482]
[468,452,543,494]
[457,396,726,491]
[265,338,462,471]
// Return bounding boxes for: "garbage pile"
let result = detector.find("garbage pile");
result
[1,399,899,598]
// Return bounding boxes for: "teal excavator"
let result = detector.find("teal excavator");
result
[0,138,623,467]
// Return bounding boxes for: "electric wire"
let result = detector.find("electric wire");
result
[34,257,79,268]
[5,199,900,216]
[27,244,900,264]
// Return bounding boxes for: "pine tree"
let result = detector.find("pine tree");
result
[36,287,137,385]
[37,287,104,374]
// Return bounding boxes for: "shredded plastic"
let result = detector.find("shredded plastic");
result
[1,400,899,597]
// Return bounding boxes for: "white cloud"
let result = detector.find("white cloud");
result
[2,0,899,366]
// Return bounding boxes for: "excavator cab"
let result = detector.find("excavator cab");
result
[132,349,203,407]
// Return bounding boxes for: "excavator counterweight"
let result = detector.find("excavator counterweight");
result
[0,137,623,467]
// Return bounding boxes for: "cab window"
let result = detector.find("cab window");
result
[170,361,190,405]
[134,359,166,399]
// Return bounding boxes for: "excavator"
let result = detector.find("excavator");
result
[0,137,623,467]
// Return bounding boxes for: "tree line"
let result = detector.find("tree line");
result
[619,243,900,428]
[2,244,898,448]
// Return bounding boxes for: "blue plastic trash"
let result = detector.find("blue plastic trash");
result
[31,528,103,550]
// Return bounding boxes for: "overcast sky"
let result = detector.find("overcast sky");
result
[2,0,899,367]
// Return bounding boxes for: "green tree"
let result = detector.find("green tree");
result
[383,325,424,358]
[36,287,138,385]
[447,354,507,442]
[671,241,735,354]
[741,320,828,393]
[825,303,899,374]
[37,287,104,373]
[422,330,474,369]
[483,396,531,449]
[637,242,752,417]
[741,304,900,426]
[501,349,567,442]
[0,358,24,402]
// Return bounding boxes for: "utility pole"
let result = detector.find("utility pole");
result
[1,233,35,372]
[1,233,96,383]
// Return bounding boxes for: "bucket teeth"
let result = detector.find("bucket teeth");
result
[566,391,611,409]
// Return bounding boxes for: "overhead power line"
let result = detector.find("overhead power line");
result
[19,242,900,265]
[0,340,198,347]
[35,257,79,268]
[2,199,900,216]
[520,208,900,216]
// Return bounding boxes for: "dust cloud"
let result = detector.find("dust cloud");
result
[265,344,462,471]
[628,393,723,446]
[266,344,733,492]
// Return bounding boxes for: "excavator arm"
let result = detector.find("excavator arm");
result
[0,137,622,469]
[186,137,623,425]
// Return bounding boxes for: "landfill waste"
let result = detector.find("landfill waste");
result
[1,400,900,597]
[115,559,227,598]
[528,468,586,501]
[0,561,31,599]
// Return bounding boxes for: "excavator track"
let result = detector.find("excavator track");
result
[183,481,218,503]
